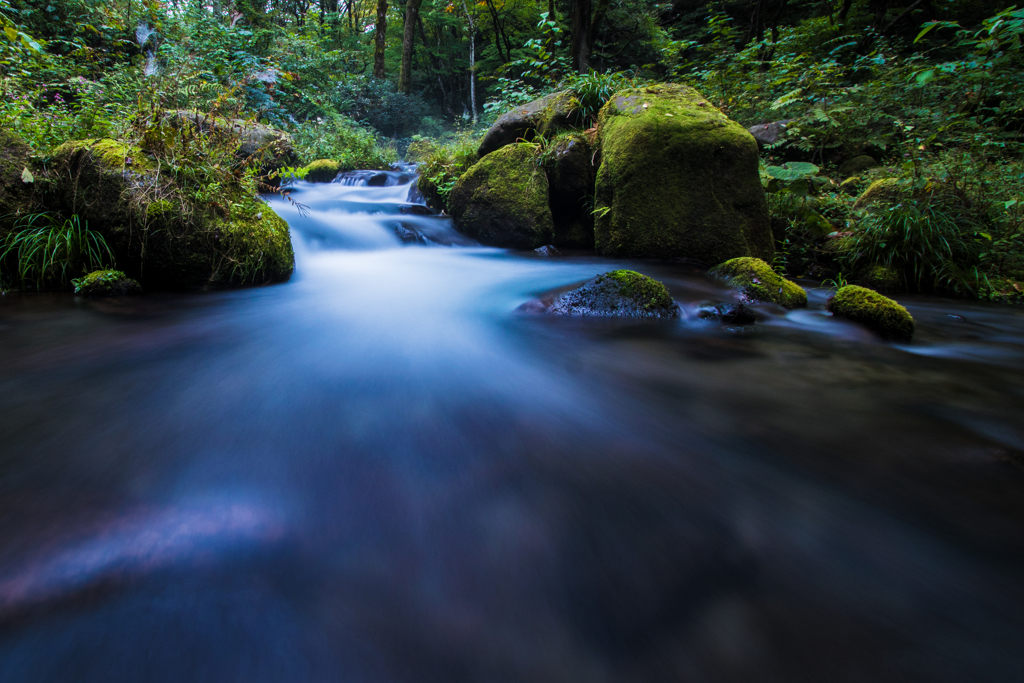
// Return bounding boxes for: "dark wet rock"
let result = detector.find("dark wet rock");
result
[449,145,553,249]
[697,302,756,325]
[392,223,428,244]
[366,172,389,187]
[0,130,35,237]
[478,91,576,157]
[594,84,773,263]
[398,204,434,216]
[73,270,143,296]
[544,133,596,249]
[827,285,915,341]
[709,257,807,309]
[748,120,791,147]
[838,155,878,178]
[524,270,679,319]
[534,245,560,256]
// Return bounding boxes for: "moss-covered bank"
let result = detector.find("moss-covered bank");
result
[594,84,773,263]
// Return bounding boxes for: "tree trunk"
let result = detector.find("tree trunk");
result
[460,0,477,125]
[373,0,388,79]
[570,0,608,74]
[399,0,423,93]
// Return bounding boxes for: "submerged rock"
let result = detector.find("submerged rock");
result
[527,270,679,319]
[709,257,807,309]
[302,159,342,183]
[73,270,142,296]
[827,285,915,341]
[594,84,773,263]
[449,145,553,249]
[48,138,293,289]
[478,91,575,157]
[534,245,560,256]
[697,301,756,324]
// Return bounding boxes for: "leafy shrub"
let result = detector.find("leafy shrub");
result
[291,114,396,171]
[417,133,480,211]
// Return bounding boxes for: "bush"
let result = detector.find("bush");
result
[417,133,480,212]
[291,114,397,171]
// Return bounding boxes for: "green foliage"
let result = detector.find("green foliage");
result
[417,133,479,211]
[72,269,141,296]
[291,114,396,170]
[1,213,113,290]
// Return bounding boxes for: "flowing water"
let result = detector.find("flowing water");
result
[1,170,1024,681]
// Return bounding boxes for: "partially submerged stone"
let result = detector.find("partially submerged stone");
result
[302,159,342,183]
[478,91,575,157]
[697,301,756,324]
[73,270,142,296]
[530,270,678,319]
[48,139,293,289]
[709,257,807,308]
[594,84,773,263]
[449,144,553,249]
[827,285,915,341]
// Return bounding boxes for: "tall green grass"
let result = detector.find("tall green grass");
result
[1,213,115,291]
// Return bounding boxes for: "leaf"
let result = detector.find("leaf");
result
[782,161,819,176]
[20,167,33,184]
[4,26,16,42]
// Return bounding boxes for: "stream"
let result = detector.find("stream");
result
[1,169,1023,681]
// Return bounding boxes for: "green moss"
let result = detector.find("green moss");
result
[448,144,553,249]
[302,159,342,183]
[853,178,901,209]
[72,269,142,296]
[594,83,773,263]
[709,256,808,308]
[146,199,175,221]
[53,138,157,173]
[861,265,903,292]
[212,199,294,285]
[606,270,674,309]
[827,285,915,341]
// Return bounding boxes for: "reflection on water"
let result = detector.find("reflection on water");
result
[0,177,1023,681]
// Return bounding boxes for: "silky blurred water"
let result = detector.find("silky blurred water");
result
[1,173,1023,682]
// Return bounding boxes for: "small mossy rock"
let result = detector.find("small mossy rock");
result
[827,285,914,341]
[594,84,773,263]
[709,257,807,309]
[303,159,342,183]
[0,130,36,237]
[48,138,293,289]
[543,270,678,318]
[406,139,439,163]
[838,177,863,195]
[478,91,576,157]
[853,178,901,209]
[837,155,878,178]
[73,270,142,296]
[449,144,553,249]
[860,265,903,293]
[544,133,596,249]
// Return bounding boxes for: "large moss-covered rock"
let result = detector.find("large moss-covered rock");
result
[0,130,36,237]
[544,133,596,249]
[73,269,142,296]
[302,159,342,182]
[524,270,678,318]
[594,84,773,264]
[709,257,807,308]
[449,144,553,249]
[48,139,293,289]
[478,91,576,157]
[827,285,915,341]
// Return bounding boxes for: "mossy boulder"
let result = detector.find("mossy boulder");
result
[73,270,142,296]
[478,91,576,157]
[594,84,773,264]
[709,257,807,308]
[406,138,439,163]
[449,144,553,249]
[827,285,915,341]
[853,178,901,209]
[47,139,293,289]
[528,270,678,318]
[0,130,37,237]
[837,155,878,177]
[544,133,596,249]
[302,159,342,183]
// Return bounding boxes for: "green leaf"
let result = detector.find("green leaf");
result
[20,167,33,183]
[783,161,819,176]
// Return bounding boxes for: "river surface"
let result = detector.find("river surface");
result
[1,172,1024,681]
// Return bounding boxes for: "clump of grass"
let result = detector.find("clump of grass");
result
[417,134,480,211]
[0,213,114,291]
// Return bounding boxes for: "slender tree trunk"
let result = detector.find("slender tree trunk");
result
[460,0,476,125]
[570,0,608,74]
[399,0,423,93]
[483,0,508,63]
[374,0,388,78]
